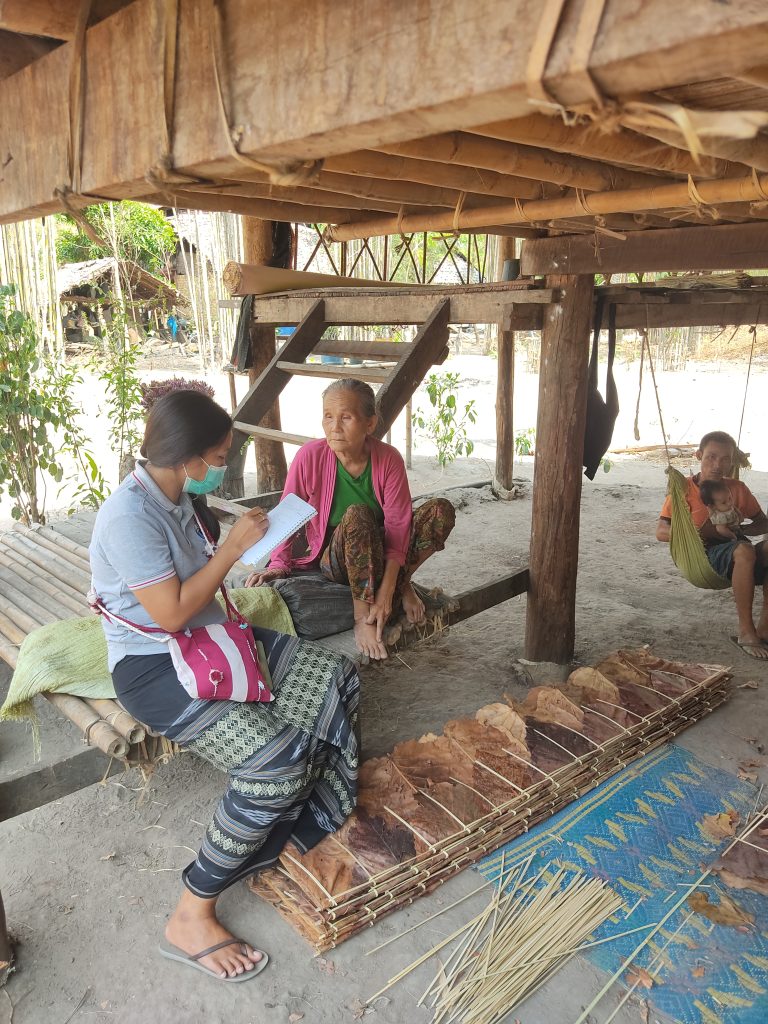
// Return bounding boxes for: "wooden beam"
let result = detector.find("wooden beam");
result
[448,569,530,626]
[140,191,374,224]
[2,0,768,224]
[225,299,326,495]
[494,236,516,495]
[277,360,392,383]
[525,275,594,663]
[472,114,735,180]
[374,299,451,436]
[323,151,558,201]
[377,132,662,192]
[163,180,404,214]
[0,0,127,40]
[233,422,316,447]
[521,221,768,275]
[250,284,556,326]
[0,28,57,78]
[239,216,287,496]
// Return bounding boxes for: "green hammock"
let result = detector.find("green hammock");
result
[666,466,730,590]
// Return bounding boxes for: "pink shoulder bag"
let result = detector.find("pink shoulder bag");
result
[90,508,273,704]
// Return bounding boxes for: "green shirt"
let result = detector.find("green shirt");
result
[328,458,384,528]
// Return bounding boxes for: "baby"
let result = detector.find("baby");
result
[699,480,749,543]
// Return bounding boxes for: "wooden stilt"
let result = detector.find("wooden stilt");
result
[225,217,288,497]
[493,235,517,497]
[0,888,11,986]
[524,275,594,663]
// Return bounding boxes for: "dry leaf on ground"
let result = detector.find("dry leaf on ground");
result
[289,1015,304,1023]
[626,966,655,989]
[738,769,758,783]
[737,680,759,689]
[687,890,755,927]
[692,965,706,978]
[701,810,739,841]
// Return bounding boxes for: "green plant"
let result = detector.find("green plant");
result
[600,457,613,474]
[0,284,106,523]
[95,300,144,476]
[514,427,536,457]
[413,372,477,467]
[56,201,177,278]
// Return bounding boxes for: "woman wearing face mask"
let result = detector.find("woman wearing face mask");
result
[89,390,359,982]
[246,379,456,661]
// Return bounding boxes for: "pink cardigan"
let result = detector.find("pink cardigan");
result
[269,437,413,572]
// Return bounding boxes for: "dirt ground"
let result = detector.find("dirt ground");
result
[2,451,767,1024]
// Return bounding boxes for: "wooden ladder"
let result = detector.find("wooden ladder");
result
[225,297,451,495]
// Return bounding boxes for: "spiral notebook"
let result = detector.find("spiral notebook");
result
[240,493,318,567]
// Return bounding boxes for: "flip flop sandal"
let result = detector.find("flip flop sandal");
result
[729,636,768,660]
[158,938,269,982]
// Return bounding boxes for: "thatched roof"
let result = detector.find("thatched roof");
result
[2,2,768,274]
[57,258,180,304]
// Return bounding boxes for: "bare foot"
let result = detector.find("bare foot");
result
[354,618,388,660]
[166,900,263,979]
[736,632,768,660]
[401,581,426,625]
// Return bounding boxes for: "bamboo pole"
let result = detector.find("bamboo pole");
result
[0,581,55,628]
[376,133,662,192]
[0,547,88,611]
[11,525,92,571]
[83,699,146,745]
[34,525,90,560]
[0,565,82,621]
[473,114,734,179]
[0,534,91,590]
[44,693,129,759]
[327,170,768,242]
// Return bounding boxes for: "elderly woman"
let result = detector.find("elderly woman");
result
[246,379,455,660]
[89,391,359,981]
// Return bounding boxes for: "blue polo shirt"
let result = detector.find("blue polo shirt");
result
[89,463,226,670]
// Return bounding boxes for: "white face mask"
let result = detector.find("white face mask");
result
[182,459,226,495]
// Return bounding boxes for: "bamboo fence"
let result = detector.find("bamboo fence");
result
[0,524,177,766]
[248,649,731,952]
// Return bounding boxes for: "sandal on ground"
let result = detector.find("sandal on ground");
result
[158,938,269,982]
[729,635,768,660]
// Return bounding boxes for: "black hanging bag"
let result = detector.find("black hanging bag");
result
[583,299,619,479]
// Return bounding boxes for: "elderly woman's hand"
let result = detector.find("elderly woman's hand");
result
[366,582,395,642]
[244,567,289,588]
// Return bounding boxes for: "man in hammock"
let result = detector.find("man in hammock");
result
[656,431,768,660]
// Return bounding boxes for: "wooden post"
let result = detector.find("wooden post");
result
[524,274,594,664]
[405,398,413,469]
[493,235,517,497]
[227,217,288,497]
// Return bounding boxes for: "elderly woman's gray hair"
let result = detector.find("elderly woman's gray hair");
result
[322,379,377,418]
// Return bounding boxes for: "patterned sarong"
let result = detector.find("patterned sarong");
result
[320,497,455,611]
[112,627,359,898]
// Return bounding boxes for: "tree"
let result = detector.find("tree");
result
[55,201,177,278]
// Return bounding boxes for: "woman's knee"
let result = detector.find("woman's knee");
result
[733,542,756,566]
[415,498,456,535]
[340,503,378,530]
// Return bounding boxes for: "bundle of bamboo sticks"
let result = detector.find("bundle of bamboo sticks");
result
[248,649,731,952]
[423,862,623,1024]
[0,523,175,765]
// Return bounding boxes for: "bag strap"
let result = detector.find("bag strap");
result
[190,506,244,625]
[588,294,605,387]
[88,590,171,643]
[606,302,617,374]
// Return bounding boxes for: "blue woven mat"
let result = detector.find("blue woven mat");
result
[475,744,768,1024]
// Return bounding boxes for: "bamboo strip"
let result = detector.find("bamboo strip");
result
[0,609,25,646]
